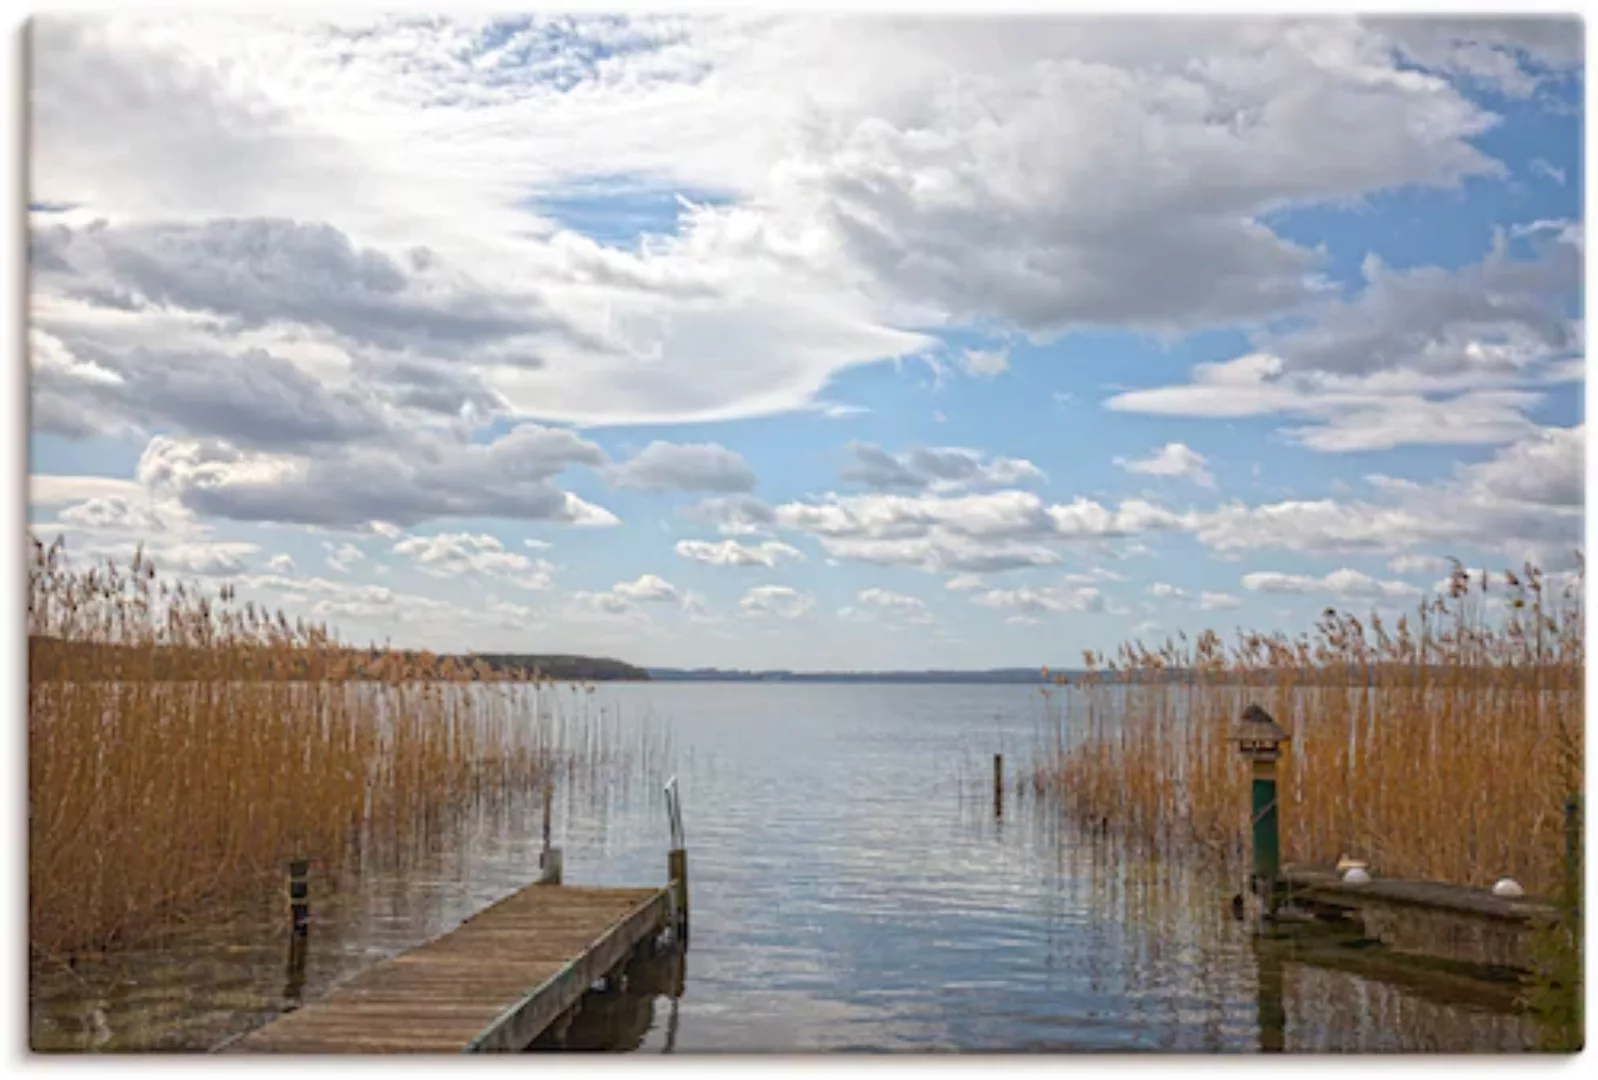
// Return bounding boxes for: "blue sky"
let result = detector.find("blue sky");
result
[26,14,1585,669]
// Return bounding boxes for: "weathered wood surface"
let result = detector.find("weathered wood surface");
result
[223,885,669,1053]
[1283,865,1556,924]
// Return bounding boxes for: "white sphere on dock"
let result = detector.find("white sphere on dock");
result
[1492,878,1525,898]
[1341,867,1372,884]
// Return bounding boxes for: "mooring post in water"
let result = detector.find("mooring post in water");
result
[665,776,689,944]
[994,753,1004,818]
[1231,705,1290,918]
[288,858,310,936]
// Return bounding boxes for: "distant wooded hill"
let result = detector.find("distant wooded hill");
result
[29,637,651,683]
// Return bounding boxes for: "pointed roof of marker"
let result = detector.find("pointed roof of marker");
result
[1231,704,1289,745]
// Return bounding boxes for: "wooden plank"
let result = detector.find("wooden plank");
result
[465,889,670,1052]
[1283,865,1556,924]
[221,883,670,1054]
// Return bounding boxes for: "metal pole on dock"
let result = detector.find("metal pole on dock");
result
[1231,705,1290,919]
[665,777,689,945]
[993,753,1003,818]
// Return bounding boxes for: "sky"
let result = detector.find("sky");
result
[24,11,1587,671]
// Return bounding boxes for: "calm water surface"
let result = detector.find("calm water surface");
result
[30,683,1534,1053]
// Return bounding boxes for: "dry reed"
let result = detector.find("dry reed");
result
[28,536,611,957]
[1031,557,1584,898]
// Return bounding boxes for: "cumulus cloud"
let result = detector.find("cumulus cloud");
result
[31,217,582,353]
[972,585,1106,616]
[612,574,681,602]
[839,443,1045,492]
[44,537,261,578]
[392,531,555,590]
[1190,424,1583,566]
[673,538,805,568]
[1107,229,1582,453]
[1114,443,1216,488]
[683,495,778,537]
[325,542,365,573]
[609,441,758,493]
[1240,568,1423,600]
[738,584,814,619]
[1374,16,1582,99]
[1199,591,1241,610]
[134,425,617,531]
[54,494,191,535]
[856,587,934,623]
[694,488,1186,575]
[1466,423,1584,508]
[28,13,1551,438]
[571,573,685,619]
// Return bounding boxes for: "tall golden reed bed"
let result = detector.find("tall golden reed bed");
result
[28,537,587,958]
[1032,559,1584,898]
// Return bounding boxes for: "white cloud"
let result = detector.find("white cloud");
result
[1106,230,1582,453]
[1148,582,1188,600]
[612,574,681,603]
[609,441,758,494]
[53,494,194,536]
[1199,591,1241,610]
[1530,158,1567,186]
[838,443,1045,493]
[674,538,805,568]
[857,587,934,623]
[28,13,1546,440]
[738,584,814,619]
[42,536,261,579]
[1190,424,1583,566]
[392,531,556,590]
[1466,423,1584,508]
[325,541,365,573]
[267,553,296,574]
[944,574,984,591]
[1388,553,1450,575]
[133,425,619,531]
[960,348,1009,379]
[570,573,685,621]
[972,585,1105,616]
[30,474,145,506]
[1240,568,1422,601]
[1114,443,1216,488]
[683,495,777,537]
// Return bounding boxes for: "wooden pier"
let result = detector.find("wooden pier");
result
[223,883,675,1053]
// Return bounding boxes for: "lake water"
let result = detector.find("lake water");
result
[29,683,1535,1053]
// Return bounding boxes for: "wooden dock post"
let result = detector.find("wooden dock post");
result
[1231,705,1289,918]
[993,753,1003,818]
[667,847,689,944]
[538,783,563,885]
[287,858,309,936]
